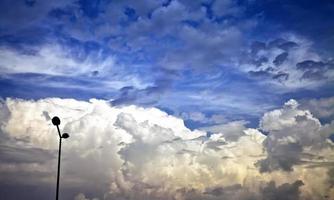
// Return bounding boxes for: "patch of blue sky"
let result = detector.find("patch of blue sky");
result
[0,0,333,129]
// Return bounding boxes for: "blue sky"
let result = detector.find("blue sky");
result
[0,0,334,128]
[1,1,334,200]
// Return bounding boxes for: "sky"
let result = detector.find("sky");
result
[0,0,334,200]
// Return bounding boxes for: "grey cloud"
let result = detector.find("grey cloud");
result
[249,70,272,78]
[296,60,326,71]
[278,41,298,51]
[300,97,334,120]
[261,180,304,200]
[0,0,74,34]
[42,110,51,121]
[251,41,266,54]
[200,120,248,141]
[257,142,303,172]
[328,168,334,188]
[0,142,54,164]
[267,38,297,50]
[204,184,243,196]
[178,180,304,200]
[0,98,10,126]
[249,69,289,83]
[159,24,243,70]
[111,81,169,106]
[273,52,288,66]
[252,56,269,67]
[177,186,258,200]
[301,70,325,80]
[272,72,289,82]
[211,0,243,17]
[243,36,334,88]
[296,60,330,80]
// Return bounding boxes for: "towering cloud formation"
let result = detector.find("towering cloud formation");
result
[0,98,333,199]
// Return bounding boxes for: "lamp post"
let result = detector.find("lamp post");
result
[52,116,70,200]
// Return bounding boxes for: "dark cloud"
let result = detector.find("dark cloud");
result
[301,70,325,80]
[177,180,304,200]
[296,60,332,80]
[111,78,170,106]
[257,142,303,172]
[272,72,289,82]
[328,168,334,188]
[252,56,269,67]
[273,52,288,66]
[251,41,266,54]
[296,60,326,71]
[261,180,304,200]
[177,185,258,200]
[278,41,298,51]
[268,38,298,51]
[249,70,272,78]
[0,142,54,164]
[0,0,74,34]
[243,36,334,88]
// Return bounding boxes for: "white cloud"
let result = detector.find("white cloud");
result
[0,98,333,199]
[0,44,153,90]
[0,44,114,76]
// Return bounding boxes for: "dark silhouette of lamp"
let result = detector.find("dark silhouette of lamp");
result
[52,116,70,200]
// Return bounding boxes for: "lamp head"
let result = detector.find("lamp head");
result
[52,116,61,126]
[61,133,70,139]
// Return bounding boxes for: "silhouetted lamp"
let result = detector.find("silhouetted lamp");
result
[62,133,70,139]
[52,116,61,126]
[51,116,70,200]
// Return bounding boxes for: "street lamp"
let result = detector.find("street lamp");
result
[52,116,70,200]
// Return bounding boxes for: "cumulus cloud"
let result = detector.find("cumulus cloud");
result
[0,98,333,199]
[257,99,334,172]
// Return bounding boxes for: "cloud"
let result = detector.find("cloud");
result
[178,180,305,200]
[261,180,304,200]
[300,97,334,121]
[0,98,333,199]
[74,193,99,200]
[257,99,334,172]
[0,0,75,34]
[211,0,243,18]
[180,111,226,125]
[0,43,153,94]
[159,24,243,70]
[241,35,334,90]
[200,120,248,141]
[0,43,115,76]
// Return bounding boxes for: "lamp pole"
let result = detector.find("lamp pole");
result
[52,116,70,200]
